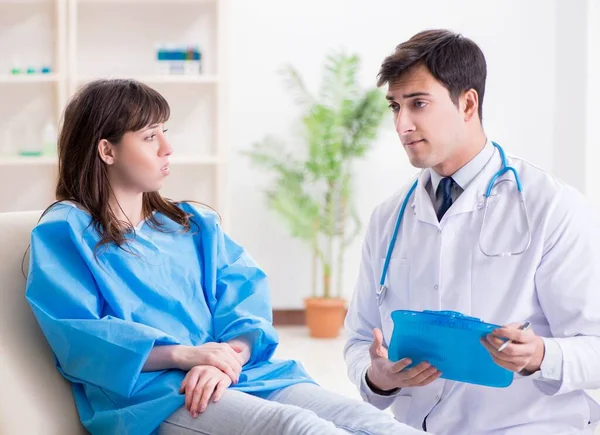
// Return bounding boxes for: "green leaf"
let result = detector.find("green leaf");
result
[243,50,388,298]
[279,64,316,108]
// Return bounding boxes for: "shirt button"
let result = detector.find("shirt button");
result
[436,395,441,401]
[434,285,439,291]
[437,229,442,234]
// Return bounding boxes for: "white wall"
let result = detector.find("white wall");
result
[586,0,600,213]
[225,0,559,308]
[554,0,588,193]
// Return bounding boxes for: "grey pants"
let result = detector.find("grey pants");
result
[157,382,424,435]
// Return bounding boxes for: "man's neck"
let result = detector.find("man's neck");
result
[433,130,487,177]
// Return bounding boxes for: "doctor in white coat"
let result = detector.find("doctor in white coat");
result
[344,29,600,435]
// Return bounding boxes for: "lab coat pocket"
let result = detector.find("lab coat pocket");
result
[379,258,411,343]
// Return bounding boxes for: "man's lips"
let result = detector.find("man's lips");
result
[403,139,425,146]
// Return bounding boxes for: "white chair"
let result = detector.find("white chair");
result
[0,211,86,434]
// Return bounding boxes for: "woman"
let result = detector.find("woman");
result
[25,79,425,435]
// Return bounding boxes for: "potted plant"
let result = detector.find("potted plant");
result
[245,51,388,338]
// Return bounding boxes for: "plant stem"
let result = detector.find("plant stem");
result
[323,262,331,300]
[312,240,318,298]
[337,190,347,299]
[325,180,336,299]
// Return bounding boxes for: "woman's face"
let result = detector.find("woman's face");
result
[103,123,173,194]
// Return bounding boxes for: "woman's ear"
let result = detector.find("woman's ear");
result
[98,139,115,165]
[462,89,479,122]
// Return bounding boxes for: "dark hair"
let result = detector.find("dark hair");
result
[54,78,195,253]
[377,29,487,120]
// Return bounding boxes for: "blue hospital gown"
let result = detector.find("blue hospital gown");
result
[25,202,315,434]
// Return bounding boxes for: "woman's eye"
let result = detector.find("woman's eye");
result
[414,100,428,109]
[388,104,399,113]
[146,134,157,141]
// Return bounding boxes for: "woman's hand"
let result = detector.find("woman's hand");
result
[227,338,251,366]
[175,343,244,383]
[180,365,232,417]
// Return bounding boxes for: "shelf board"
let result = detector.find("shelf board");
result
[0,155,222,166]
[0,156,58,165]
[0,74,60,84]
[76,75,218,85]
[0,0,52,4]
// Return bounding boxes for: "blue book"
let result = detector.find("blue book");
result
[388,310,513,388]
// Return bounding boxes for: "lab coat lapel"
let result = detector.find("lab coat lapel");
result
[411,169,440,227]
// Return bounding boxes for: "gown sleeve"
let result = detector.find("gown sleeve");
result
[196,209,279,367]
[25,207,180,398]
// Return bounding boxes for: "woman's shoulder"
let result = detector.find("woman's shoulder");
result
[34,200,92,235]
[177,201,221,229]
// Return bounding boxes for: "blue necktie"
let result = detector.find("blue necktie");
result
[437,177,454,221]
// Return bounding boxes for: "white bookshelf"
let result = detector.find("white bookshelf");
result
[0,74,60,83]
[75,75,219,85]
[0,156,59,166]
[0,0,228,224]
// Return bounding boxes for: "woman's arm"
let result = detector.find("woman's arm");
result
[142,343,245,382]
[26,213,182,398]
[209,228,279,367]
[142,345,181,372]
[185,205,278,367]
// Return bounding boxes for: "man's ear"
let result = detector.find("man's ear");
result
[462,89,479,122]
[98,139,116,165]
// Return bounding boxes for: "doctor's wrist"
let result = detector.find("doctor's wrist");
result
[365,367,401,396]
[523,336,546,375]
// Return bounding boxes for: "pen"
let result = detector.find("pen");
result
[497,321,531,352]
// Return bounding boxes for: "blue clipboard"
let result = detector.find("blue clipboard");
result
[388,310,513,388]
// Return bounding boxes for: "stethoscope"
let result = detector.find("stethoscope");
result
[376,142,532,306]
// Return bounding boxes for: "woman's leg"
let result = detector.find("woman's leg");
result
[157,388,348,435]
[268,383,425,435]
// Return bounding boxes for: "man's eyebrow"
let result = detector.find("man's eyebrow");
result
[386,92,431,101]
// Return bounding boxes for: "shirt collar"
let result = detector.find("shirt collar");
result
[430,139,495,193]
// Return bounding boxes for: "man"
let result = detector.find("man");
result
[344,29,600,434]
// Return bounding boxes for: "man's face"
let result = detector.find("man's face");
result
[386,64,466,173]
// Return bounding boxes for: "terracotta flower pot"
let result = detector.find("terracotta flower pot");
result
[304,297,347,338]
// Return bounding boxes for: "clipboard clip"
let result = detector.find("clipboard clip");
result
[423,310,483,323]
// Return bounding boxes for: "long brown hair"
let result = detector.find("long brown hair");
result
[55,78,194,252]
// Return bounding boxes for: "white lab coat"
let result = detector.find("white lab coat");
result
[344,147,600,435]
